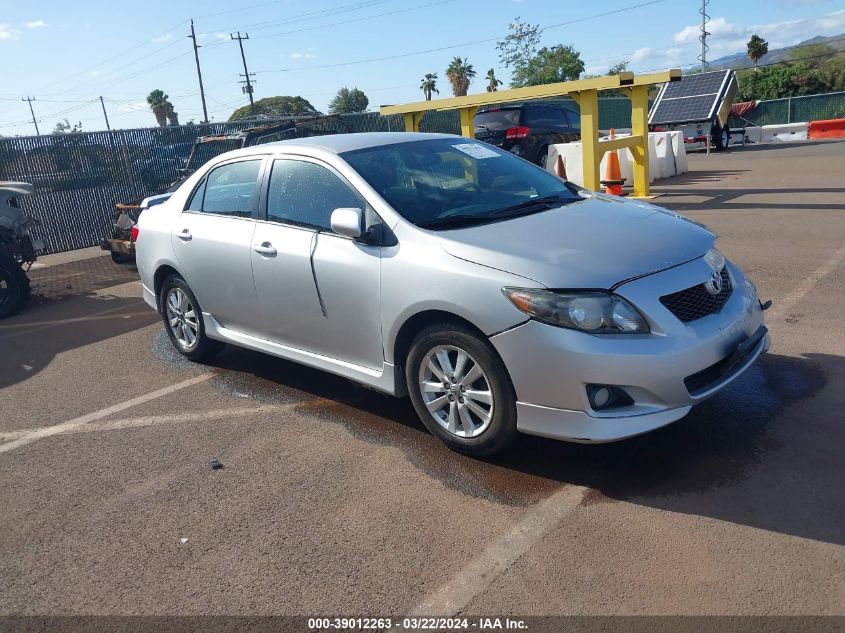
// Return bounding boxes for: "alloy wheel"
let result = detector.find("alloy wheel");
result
[166,287,199,350]
[417,345,494,438]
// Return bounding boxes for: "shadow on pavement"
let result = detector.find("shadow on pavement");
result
[159,332,843,547]
[0,272,159,391]
[655,187,845,212]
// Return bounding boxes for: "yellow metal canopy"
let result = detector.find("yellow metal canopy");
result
[379,69,681,197]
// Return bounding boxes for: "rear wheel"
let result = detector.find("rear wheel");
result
[0,255,31,319]
[110,251,134,264]
[406,323,518,456]
[712,122,730,151]
[159,275,221,361]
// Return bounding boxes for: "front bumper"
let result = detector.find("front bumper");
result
[489,259,769,442]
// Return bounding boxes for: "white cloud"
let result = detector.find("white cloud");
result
[152,33,172,43]
[25,20,47,29]
[89,70,100,77]
[674,17,745,45]
[117,101,148,113]
[290,48,317,59]
[0,23,20,40]
[214,32,229,40]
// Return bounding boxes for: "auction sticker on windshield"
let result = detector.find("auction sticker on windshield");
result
[452,143,500,159]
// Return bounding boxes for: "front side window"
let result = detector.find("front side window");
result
[266,159,362,230]
[188,159,261,217]
[341,138,581,230]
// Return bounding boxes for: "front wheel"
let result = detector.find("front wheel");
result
[405,323,518,456]
[0,255,31,319]
[159,275,221,361]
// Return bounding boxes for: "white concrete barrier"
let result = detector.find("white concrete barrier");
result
[761,122,809,142]
[548,132,683,188]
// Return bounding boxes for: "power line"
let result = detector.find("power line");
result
[256,0,666,73]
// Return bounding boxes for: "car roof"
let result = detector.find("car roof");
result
[259,131,458,155]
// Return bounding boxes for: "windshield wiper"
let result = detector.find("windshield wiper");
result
[417,214,494,229]
[489,194,578,217]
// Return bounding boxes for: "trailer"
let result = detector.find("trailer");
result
[649,69,739,153]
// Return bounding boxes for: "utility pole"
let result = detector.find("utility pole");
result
[188,19,209,124]
[22,96,39,135]
[99,96,111,131]
[230,31,255,113]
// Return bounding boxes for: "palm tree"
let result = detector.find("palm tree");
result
[485,68,502,92]
[446,57,476,97]
[146,89,176,127]
[747,34,769,71]
[420,73,439,101]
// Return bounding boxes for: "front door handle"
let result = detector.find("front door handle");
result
[252,242,277,257]
[177,229,192,241]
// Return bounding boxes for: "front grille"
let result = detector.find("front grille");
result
[659,268,732,322]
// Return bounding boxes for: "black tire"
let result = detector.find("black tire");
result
[405,322,518,457]
[159,274,221,362]
[0,255,31,319]
[537,145,550,169]
[711,122,730,151]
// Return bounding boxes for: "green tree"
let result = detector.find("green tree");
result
[52,118,83,134]
[496,17,542,79]
[607,61,629,76]
[446,57,476,96]
[510,45,585,88]
[146,89,178,127]
[788,43,836,67]
[420,73,439,101]
[328,87,369,114]
[485,69,502,92]
[228,96,318,121]
[747,34,769,70]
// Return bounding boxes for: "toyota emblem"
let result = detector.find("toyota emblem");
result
[705,269,723,295]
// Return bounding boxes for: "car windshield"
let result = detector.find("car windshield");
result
[341,138,581,230]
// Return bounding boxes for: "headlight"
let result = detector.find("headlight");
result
[703,247,725,271]
[502,288,649,334]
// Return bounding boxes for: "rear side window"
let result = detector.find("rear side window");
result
[187,159,261,217]
[266,159,362,230]
[522,106,569,129]
[474,109,520,132]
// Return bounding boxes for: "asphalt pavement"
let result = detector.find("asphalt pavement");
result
[1,140,843,619]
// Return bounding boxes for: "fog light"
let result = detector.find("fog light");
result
[586,384,634,410]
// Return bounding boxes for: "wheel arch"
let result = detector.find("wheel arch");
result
[152,263,182,312]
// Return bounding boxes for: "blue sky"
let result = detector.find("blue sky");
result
[1,0,844,134]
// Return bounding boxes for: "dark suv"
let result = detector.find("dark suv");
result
[474,102,581,167]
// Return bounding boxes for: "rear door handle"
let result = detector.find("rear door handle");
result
[177,229,192,241]
[252,242,277,257]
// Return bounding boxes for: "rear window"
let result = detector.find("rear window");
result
[522,106,570,128]
[474,109,520,132]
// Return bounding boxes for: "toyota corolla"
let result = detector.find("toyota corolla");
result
[135,132,770,456]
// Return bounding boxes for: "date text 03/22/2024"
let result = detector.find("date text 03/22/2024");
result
[307,617,528,630]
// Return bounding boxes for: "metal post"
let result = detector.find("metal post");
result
[570,90,601,192]
[231,32,255,113]
[458,106,478,138]
[628,85,650,197]
[787,97,792,124]
[99,96,111,131]
[22,96,39,135]
[189,19,209,124]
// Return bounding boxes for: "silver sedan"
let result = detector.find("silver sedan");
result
[135,132,769,456]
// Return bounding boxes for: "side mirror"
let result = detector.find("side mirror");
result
[330,207,363,239]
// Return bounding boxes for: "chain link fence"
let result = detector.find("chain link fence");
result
[730,91,845,127]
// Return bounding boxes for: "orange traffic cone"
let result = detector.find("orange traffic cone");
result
[554,153,567,180]
[601,128,625,196]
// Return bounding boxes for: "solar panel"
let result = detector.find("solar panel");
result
[649,70,734,126]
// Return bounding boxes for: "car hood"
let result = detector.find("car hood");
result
[435,194,715,289]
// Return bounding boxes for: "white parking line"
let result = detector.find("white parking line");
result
[0,373,213,455]
[410,484,587,616]
[770,242,845,319]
